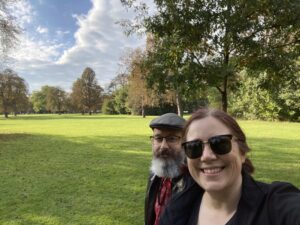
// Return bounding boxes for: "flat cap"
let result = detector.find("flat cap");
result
[149,113,185,130]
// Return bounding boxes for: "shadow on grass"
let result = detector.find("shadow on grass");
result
[0,133,151,225]
[0,133,33,140]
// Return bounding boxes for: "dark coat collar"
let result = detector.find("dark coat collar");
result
[235,172,267,225]
[160,172,268,225]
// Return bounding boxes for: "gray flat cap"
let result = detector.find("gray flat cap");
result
[149,113,185,130]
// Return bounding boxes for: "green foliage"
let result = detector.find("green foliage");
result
[101,98,117,115]
[0,114,299,225]
[46,87,67,113]
[122,0,300,112]
[142,35,196,115]
[30,86,67,114]
[229,73,280,120]
[229,71,299,121]
[102,86,130,115]
[30,90,47,113]
[277,78,300,121]
[114,86,130,114]
[206,88,223,110]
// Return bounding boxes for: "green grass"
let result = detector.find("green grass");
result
[0,114,299,225]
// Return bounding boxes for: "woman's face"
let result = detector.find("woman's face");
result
[186,116,245,193]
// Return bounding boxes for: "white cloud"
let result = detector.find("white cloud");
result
[57,0,146,81]
[9,0,34,27]
[14,38,62,62]
[11,0,151,92]
[56,30,70,37]
[36,26,48,34]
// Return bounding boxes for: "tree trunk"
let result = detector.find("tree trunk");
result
[222,73,229,112]
[175,92,183,117]
[221,91,227,112]
[4,112,8,118]
[141,97,146,118]
[222,45,229,113]
[216,87,227,112]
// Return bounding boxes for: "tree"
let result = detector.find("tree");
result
[114,85,130,114]
[30,86,67,114]
[142,35,200,116]
[229,72,281,120]
[46,86,67,114]
[122,0,300,112]
[230,70,300,121]
[70,79,83,113]
[70,67,103,114]
[101,96,117,115]
[123,47,175,116]
[0,68,28,117]
[0,0,21,68]
[126,48,154,116]
[63,93,74,113]
[277,77,300,121]
[30,90,46,113]
[30,86,51,113]
[107,73,128,94]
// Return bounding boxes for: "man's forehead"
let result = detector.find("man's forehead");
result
[153,128,182,136]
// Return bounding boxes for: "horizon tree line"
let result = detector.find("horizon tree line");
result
[0,0,299,121]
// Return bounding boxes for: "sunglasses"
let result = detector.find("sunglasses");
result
[182,134,233,159]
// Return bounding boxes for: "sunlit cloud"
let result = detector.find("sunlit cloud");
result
[57,0,146,83]
[10,0,148,92]
[36,26,48,34]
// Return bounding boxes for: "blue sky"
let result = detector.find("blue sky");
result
[9,0,151,92]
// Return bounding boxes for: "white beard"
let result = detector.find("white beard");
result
[150,152,185,178]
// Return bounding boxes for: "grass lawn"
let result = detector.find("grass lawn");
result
[0,114,299,225]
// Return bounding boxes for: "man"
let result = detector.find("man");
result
[145,113,188,225]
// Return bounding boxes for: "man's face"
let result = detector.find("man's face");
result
[150,128,185,178]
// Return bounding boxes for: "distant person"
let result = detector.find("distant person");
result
[145,113,189,225]
[159,108,300,225]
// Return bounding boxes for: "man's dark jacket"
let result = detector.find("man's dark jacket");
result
[144,170,191,225]
[159,171,300,225]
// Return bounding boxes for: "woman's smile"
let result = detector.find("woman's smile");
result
[200,166,225,175]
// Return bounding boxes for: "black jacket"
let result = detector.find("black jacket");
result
[144,170,191,225]
[160,172,300,225]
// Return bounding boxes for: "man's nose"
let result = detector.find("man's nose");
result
[160,138,170,149]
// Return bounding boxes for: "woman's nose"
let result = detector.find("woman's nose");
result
[200,143,217,161]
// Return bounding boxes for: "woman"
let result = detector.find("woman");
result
[159,108,300,225]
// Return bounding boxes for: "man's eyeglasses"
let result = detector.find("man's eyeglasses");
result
[150,135,181,145]
[182,134,233,159]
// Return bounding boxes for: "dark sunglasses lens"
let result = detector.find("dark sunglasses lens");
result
[183,140,203,159]
[210,136,232,155]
